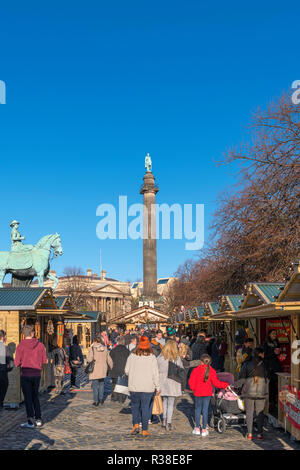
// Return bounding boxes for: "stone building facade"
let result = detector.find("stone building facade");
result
[42,269,132,323]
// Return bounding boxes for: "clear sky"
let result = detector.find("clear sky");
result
[0,1,299,283]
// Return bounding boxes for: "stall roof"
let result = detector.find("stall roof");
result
[278,269,300,302]
[55,296,71,309]
[65,311,101,322]
[253,283,284,303]
[0,287,55,311]
[205,302,220,316]
[219,295,244,313]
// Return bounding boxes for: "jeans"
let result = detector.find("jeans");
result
[194,396,211,429]
[162,396,175,424]
[21,376,41,420]
[92,379,104,403]
[245,398,265,434]
[130,391,153,431]
[0,371,8,407]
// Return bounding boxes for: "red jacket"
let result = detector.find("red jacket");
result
[189,364,229,397]
[15,338,47,375]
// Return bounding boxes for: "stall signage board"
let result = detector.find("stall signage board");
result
[266,319,290,343]
[279,385,300,430]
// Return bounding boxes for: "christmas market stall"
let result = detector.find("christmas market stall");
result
[0,287,75,407]
[229,263,300,439]
[111,305,170,331]
[63,310,102,357]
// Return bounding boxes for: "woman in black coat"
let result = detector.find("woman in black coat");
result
[263,329,282,410]
[69,335,84,389]
[109,336,130,403]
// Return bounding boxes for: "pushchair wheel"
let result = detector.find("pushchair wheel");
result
[216,418,226,434]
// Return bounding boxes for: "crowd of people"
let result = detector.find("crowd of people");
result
[0,323,283,441]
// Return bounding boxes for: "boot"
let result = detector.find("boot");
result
[141,430,150,437]
[131,424,140,435]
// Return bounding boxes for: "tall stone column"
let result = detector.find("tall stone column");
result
[140,169,159,299]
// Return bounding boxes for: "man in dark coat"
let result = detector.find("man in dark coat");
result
[109,336,130,403]
[191,335,208,360]
[69,335,84,389]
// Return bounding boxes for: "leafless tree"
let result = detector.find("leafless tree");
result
[171,93,300,307]
[62,266,92,311]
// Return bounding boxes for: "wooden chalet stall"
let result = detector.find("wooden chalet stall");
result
[111,305,170,331]
[0,287,75,407]
[204,299,240,374]
[64,310,102,357]
[224,265,300,440]
[170,307,208,336]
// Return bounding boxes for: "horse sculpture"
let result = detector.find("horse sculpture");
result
[0,233,63,288]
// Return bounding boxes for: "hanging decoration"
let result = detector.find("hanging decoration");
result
[35,320,41,340]
[20,319,25,341]
[57,321,64,348]
[47,320,54,336]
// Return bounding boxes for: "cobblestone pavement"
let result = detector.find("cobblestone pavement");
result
[0,373,299,450]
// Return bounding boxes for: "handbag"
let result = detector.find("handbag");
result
[114,374,129,396]
[168,360,187,388]
[152,395,164,415]
[64,354,72,375]
[84,347,95,375]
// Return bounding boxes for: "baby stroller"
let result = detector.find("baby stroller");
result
[212,372,247,434]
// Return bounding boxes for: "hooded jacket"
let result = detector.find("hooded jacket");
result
[87,342,113,380]
[191,338,208,361]
[189,364,228,397]
[235,359,269,399]
[15,338,47,376]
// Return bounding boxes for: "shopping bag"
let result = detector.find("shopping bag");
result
[152,395,164,415]
[114,374,129,396]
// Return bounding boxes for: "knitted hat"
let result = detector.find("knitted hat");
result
[138,335,151,349]
[167,327,176,337]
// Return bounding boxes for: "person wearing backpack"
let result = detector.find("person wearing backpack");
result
[235,347,269,441]
[189,354,229,437]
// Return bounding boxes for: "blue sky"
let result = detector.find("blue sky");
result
[0,1,299,283]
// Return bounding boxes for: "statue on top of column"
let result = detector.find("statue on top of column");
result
[145,153,152,172]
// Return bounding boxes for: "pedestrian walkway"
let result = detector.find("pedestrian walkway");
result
[0,377,299,450]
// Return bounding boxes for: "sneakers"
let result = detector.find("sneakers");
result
[247,433,253,440]
[201,428,209,437]
[35,419,42,427]
[193,427,201,435]
[257,434,263,440]
[20,420,35,429]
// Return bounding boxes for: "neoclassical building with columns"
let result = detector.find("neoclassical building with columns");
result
[42,268,132,322]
